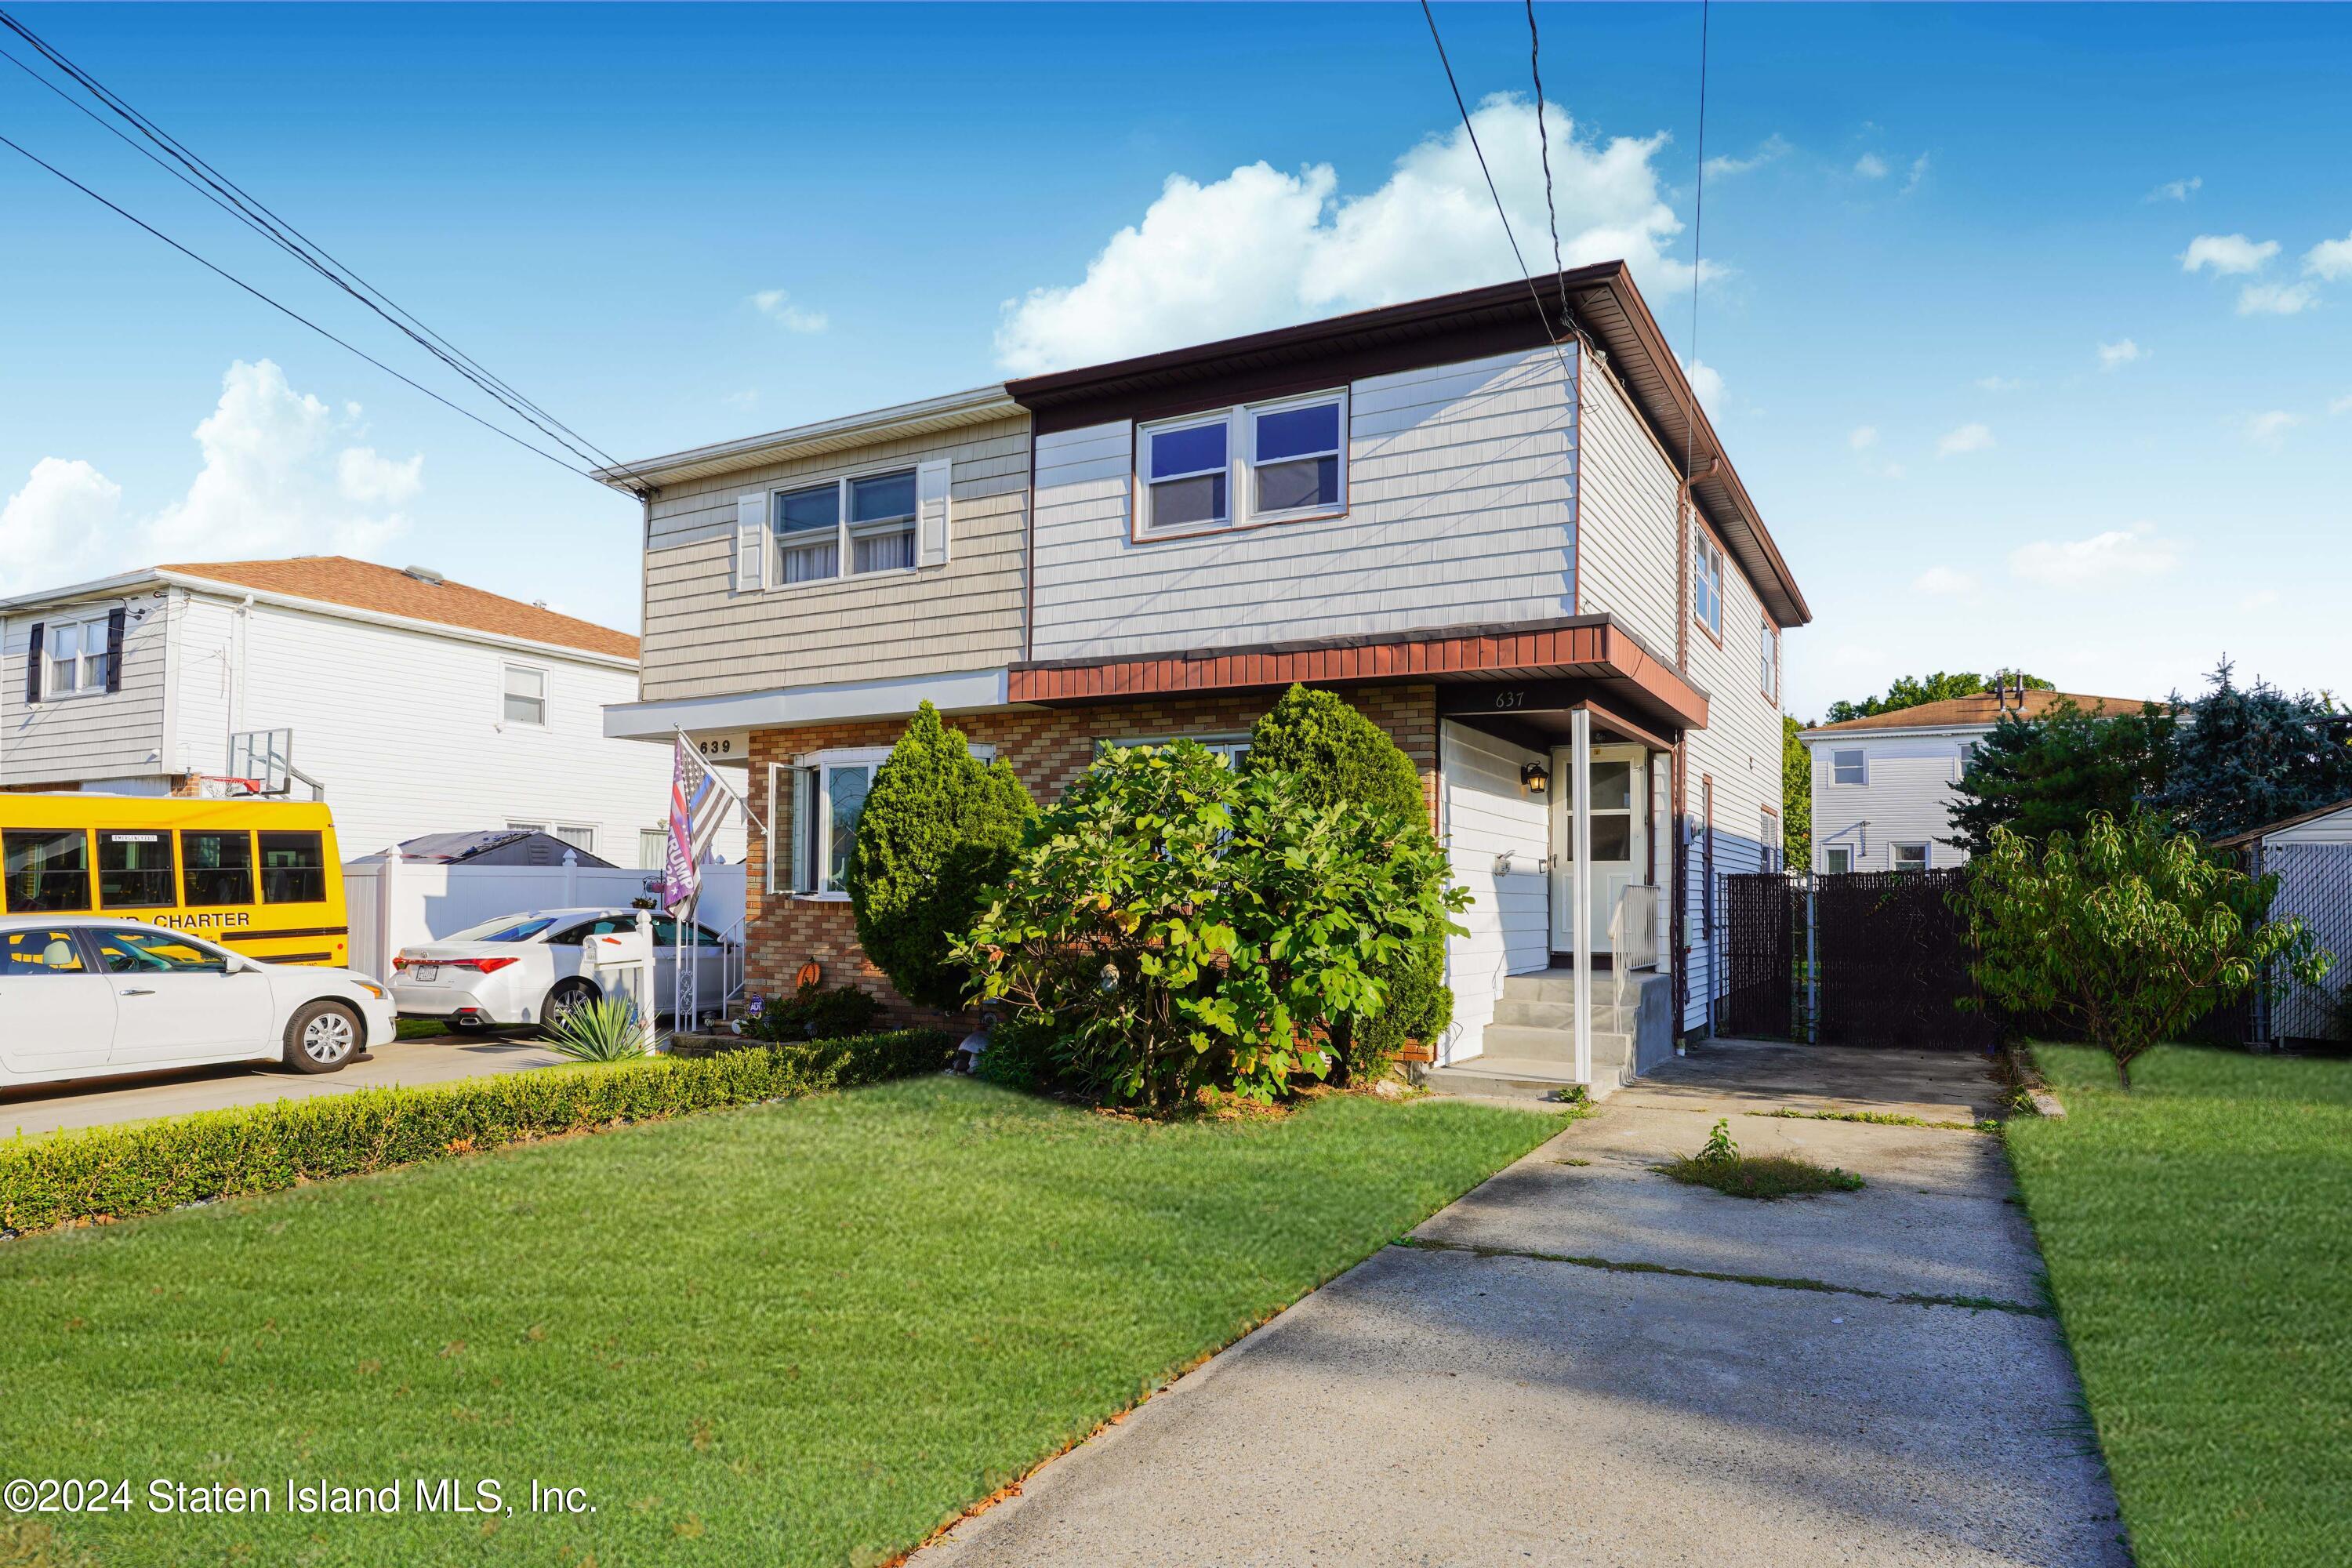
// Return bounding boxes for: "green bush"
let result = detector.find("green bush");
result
[1247,684,1452,1076]
[748,979,884,1042]
[847,701,1036,1010]
[958,739,1467,1111]
[971,1015,1063,1093]
[0,1029,954,1236]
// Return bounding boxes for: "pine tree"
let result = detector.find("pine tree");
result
[2147,660,2352,840]
[1947,697,2173,854]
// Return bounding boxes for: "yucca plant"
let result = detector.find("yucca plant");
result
[540,996,650,1062]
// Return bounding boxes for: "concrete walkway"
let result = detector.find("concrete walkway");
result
[917,1040,2128,1568]
[0,1031,566,1140]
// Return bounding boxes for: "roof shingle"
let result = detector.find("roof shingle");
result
[157,557,637,661]
[1801,690,2155,735]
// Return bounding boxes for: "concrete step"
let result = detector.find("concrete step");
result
[1492,996,1636,1030]
[1501,969,1662,1006]
[1479,1024,1633,1065]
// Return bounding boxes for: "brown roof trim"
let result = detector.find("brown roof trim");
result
[2212,795,2352,850]
[1008,613,1708,732]
[1004,263,1809,629]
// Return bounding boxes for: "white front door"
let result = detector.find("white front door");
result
[1550,746,1648,953]
[0,927,117,1076]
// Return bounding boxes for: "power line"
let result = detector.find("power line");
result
[1685,0,1711,476]
[0,8,656,492]
[0,127,600,480]
[1417,0,1575,379]
[1524,0,1569,302]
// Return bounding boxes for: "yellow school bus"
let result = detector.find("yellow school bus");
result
[1,797,350,967]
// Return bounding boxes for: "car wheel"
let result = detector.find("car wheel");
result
[543,978,599,1029]
[285,1001,362,1074]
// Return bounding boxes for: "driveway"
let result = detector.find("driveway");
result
[917,1039,2129,1567]
[0,1030,567,1141]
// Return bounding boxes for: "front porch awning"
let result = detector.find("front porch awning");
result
[1006,614,1706,739]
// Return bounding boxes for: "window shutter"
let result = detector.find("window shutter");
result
[103,606,127,694]
[23,622,42,704]
[735,492,769,593]
[915,459,953,568]
[789,764,818,894]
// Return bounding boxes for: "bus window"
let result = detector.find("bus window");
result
[3,829,89,913]
[181,831,254,907]
[258,830,326,904]
[98,830,177,909]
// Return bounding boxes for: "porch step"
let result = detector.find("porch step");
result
[1431,1028,1637,1102]
[1478,1024,1633,1065]
[1492,995,1636,1031]
[1502,968,1661,1005]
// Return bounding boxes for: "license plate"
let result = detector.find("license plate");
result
[413,964,440,982]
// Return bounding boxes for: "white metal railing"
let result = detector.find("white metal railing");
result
[1608,883,1661,1025]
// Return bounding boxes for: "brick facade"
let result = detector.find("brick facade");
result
[742,684,1439,1026]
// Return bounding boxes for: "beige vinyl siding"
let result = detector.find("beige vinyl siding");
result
[0,590,172,786]
[1573,352,1682,652]
[1808,732,1976,871]
[637,416,1029,702]
[1029,345,1578,662]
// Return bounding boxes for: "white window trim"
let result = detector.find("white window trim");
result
[765,463,923,594]
[1892,841,1933,872]
[1822,844,1854,874]
[1693,536,1726,638]
[500,662,550,730]
[1759,619,1779,702]
[40,609,114,702]
[793,745,895,901]
[1137,388,1348,538]
[1830,748,1867,786]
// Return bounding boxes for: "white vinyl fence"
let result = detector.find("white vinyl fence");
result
[344,855,747,992]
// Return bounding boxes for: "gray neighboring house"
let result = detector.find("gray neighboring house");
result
[2216,797,2352,1043]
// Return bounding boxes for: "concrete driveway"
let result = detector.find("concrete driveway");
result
[917,1039,2129,1568]
[0,1030,567,1141]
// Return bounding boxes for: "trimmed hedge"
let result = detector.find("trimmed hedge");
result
[0,1028,954,1236]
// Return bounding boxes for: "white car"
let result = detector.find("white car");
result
[0,916,395,1087]
[390,909,731,1031]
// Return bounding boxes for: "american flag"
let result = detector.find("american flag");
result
[662,734,741,912]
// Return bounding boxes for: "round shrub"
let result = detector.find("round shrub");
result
[1247,684,1453,1073]
[846,702,1036,1010]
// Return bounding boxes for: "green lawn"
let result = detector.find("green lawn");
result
[0,1077,1561,1568]
[2007,1044,2352,1568]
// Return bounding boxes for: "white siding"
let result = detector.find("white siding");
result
[1573,355,1682,653]
[0,590,172,786]
[1029,346,1578,660]
[1439,721,1551,1065]
[2263,805,2352,846]
[169,591,236,775]
[1806,732,1975,871]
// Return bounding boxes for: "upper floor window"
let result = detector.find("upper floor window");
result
[1759,619,1779,702]
[1831,748,1866,786]
[1693,535,1725,638]
[41,612,115,699]
[774,467,920,583]
[503,663,547,728]
[1138,390,1348,536]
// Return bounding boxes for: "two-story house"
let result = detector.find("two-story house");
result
[2,557,742,865]
[600,264,1809,1092]
[1800,688,2150,872]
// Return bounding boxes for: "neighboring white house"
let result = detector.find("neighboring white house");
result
[1,557,743,866]
[2214,796,2352,1042]
[1800,689,2150,872]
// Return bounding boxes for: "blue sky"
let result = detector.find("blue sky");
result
[2,3,2346,719]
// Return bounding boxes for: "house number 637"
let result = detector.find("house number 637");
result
[1493,690,1526,710]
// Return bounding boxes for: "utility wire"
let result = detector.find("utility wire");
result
[1684,0,1711,477]
[0,127,599,480]
[1417,0,1575,380]
[0,8,655,491]
[1524,0,1569,303]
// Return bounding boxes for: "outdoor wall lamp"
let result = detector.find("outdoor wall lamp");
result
[1521,761,1551,796]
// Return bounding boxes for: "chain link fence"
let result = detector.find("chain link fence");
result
[2261,842,2352,1043]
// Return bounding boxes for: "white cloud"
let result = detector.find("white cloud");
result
[2009,526,2179,586]
[1853,153,1889,180]
[2306,230,2352,281]
[2237,281,2318,317]
[2238,589,2281,612]
[1,360,417,592]
[1974,376,2026,393]
[2330,393,2352,417]
[1703,134,1790,179]
[1900,154,1930,195]
[723,388,760,411]
[2096,338,2144,370]
[1936,422,1994,457]
[1847,425,1880,451]
[2242,409,2303,450]
[1913,565,1979,597]
[2180,234,2278,275]
[749,289,828,333]
[2144,176,2201,203]
[1682,358,1724,416]
[0,458,122,594]
[995,94,1711,374]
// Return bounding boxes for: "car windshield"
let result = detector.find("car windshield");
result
[441,914,562,943]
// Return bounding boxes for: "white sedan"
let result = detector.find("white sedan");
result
[0,916,395,1087]
[389,908,730,1031]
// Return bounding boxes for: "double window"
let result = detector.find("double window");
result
[1893,843,1932,873]
[41,611,116,699]
[1693,534,1726,638]
[774,469,919,584]
[1138,391,1347,536]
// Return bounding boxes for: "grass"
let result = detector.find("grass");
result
[2008,1044,2352,1568]
[0,1076,1561,1567]
[1658,1151,1867,1199]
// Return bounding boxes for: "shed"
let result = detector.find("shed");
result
[359,829,618,869]
[2215,798,2352,1042]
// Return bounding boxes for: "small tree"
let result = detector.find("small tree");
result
[1780,713,1812,870]
[846,702,1035,1010]
[1947,696,2174,855]
[956,741,1468,1110]
[1956,810,2332,1088]
[1246,684,1449,1075]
